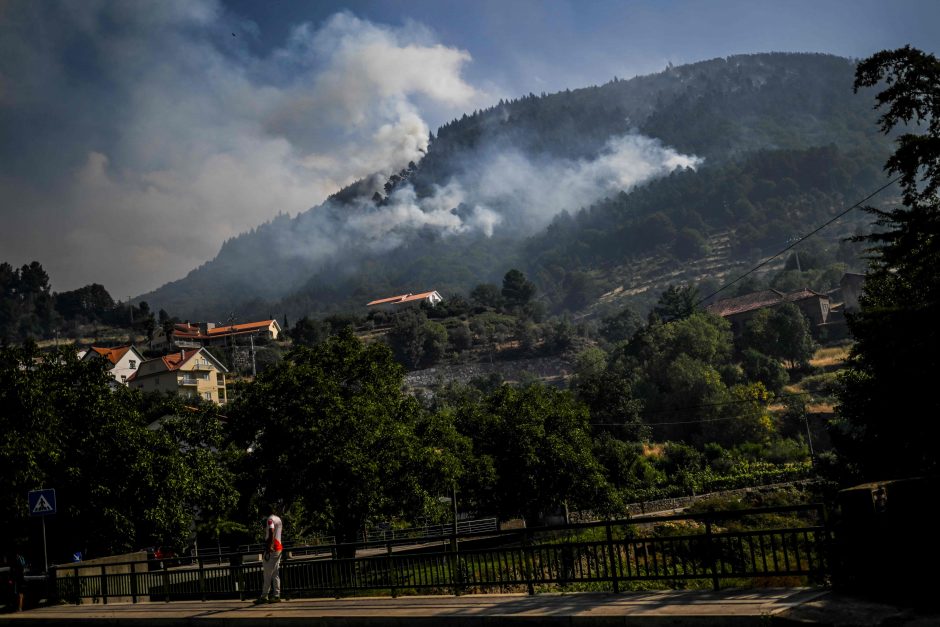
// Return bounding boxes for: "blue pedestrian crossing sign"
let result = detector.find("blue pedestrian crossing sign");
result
[28,489,56,516]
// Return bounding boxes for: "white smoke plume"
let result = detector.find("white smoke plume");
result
[0,3,484,296]
[270,133,701,267]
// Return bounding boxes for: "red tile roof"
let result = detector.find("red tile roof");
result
[206,320,276,335]
[160,349,201,372]
[90,345,131,365]
[168,320,277,340]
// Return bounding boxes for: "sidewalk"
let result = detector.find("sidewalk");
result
[1,588,936,626]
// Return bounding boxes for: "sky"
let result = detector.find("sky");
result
[1,0,938,299]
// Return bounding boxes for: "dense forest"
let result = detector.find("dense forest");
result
[0,261,157,345]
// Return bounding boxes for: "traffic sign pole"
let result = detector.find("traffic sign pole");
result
[42,516,48,572]
[28,489,56,573]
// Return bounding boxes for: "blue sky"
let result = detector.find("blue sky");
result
[221,0,940,103]
[1,0,937,297]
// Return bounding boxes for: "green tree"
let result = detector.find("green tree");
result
[470,283,503,309]
[228,330,439,547]
[673,227,709,260]
[454,383,614,521]
[741,303,816,370]
[501,269,536,309]
[289,316,331,347]
[599,306,643,345]
[833,47,940,480]
[0,346,235,558]
[740,347,789,393]
[653,284,700,321]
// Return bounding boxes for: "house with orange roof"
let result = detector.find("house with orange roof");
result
[151,319,281,351]
[366,290,443,311]
[81,345,146,386]
[705,287,830,336]
[128,347,229,404]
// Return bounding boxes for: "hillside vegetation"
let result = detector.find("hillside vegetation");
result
[136,53,891,321]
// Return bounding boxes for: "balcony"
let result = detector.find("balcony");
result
[180,376,199,386]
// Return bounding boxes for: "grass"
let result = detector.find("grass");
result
[809,344,852,369]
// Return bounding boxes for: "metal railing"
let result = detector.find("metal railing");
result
[50,504,829,604]
[363,518,498,543]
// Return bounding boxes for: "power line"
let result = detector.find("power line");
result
[696,175,901,306]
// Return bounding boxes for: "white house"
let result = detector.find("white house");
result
[82,345,146,386]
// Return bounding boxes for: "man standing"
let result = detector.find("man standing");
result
[256,505,284,604]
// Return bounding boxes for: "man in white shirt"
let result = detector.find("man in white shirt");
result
[256,505,284,603]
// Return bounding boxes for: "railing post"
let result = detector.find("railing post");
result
[605,521,620,594]
[131,562,138,604]
[386,542,397,598]
[100,564,108,605]
[524,530,535,596]
[73,566,80,605]
[705,516,719,591]
[47,565,58,606]
[162,561,171,603]
[198,555,206,601]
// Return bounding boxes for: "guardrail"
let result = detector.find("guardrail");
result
[50,504,829,604]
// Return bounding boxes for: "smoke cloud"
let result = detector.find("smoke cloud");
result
[1,1,700,301]
[269,133,701,268]
[0,2,483,296]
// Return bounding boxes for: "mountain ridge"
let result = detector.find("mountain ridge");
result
[138,52,889,321]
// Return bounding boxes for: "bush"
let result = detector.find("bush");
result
[741,348,789,393]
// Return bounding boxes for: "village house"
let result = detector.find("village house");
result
[366,290,443,311]
[705,287,830,336]
[128,347,228,405]
[81,345,145,387]
[151,319,281,351]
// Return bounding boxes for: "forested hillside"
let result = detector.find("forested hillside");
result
[138,53,891,321]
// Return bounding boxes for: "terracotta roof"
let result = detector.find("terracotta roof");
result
[367,291,439,307]
[90,345,131,365]
[705,288,828,318]
[168,320,277,340]
[161,349,202,371]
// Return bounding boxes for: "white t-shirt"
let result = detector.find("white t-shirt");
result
[266,514,283,551]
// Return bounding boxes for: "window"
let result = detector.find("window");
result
[203,392,212,401]
[121,375,127,383]
[128,360,136,369]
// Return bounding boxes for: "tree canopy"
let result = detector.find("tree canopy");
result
[833,46,940,480]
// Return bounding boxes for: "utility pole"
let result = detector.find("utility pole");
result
[227,313,236,375]
[804,412,816,463]
[249,334,257,377]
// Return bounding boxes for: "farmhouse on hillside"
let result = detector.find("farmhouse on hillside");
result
[705,288,830,336]
[151,319,281,351]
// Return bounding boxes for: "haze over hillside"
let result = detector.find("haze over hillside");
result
[139,53,891,321]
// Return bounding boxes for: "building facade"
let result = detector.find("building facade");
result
[128,347,228,404]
